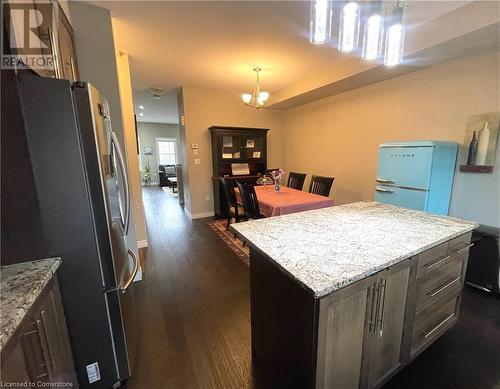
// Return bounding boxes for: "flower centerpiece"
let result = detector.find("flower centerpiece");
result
[270,169,285,192]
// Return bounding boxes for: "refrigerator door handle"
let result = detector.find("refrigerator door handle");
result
[375,187,394,193]
[120,249,139,294]
[111,131,131,236]
[376,178,395,184]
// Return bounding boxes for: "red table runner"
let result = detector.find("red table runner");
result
[235,185,334,217]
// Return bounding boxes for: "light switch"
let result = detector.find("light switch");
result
[194,159,201,165]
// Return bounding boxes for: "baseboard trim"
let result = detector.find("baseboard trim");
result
[184,209,214,219]
[137,240,149,248]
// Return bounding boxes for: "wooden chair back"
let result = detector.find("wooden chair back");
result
[309,175,334,197]
[287,172,306,190]
[236,181,262,220]
[220,177,237,207]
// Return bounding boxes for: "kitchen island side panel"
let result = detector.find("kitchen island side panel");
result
[250,246,319,389]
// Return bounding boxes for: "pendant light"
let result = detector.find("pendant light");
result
[361,1,384,60]
[241,67,269,109]
[384,3,405,66]
[338,2,360,52]
[309,0,333,45]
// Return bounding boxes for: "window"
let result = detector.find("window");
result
[157,139,176,165]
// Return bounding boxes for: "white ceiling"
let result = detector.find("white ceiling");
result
[96,0,471,121]
[133,88,179,124]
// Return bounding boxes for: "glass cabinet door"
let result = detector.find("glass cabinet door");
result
[243,136,265,159]
[220,135,242,160]
[218,133,265,161]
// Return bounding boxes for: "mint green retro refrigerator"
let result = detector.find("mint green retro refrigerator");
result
[375,141,459,215]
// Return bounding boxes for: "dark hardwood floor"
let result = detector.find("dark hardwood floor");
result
[126,186,500,389]
[125,187,262,389]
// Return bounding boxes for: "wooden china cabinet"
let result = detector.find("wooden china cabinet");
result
[209,126,269,218]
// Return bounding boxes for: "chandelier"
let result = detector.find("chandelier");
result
[241,67,269,109]
[309,0,405,67]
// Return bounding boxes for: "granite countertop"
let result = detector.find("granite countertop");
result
[0,258,61,351]
[232,201,477,298]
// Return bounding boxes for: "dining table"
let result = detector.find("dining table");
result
[235,185,334,218]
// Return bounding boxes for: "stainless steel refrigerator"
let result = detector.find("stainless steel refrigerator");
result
[17,75,139,388]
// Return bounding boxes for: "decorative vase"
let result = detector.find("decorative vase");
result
[467,131,478,166]
[274,178,281,192]
[476,121,490,166]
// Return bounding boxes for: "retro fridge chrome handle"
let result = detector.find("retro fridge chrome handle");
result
[121,249,139,294]
[376,178,395,184]
[111,131,131,236]
[375,187,394,194]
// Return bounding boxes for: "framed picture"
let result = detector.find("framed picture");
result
[144,146,153,155]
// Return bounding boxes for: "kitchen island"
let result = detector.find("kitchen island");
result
[231,201,477,389]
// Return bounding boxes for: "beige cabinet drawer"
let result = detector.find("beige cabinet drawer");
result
[415,254,466,311]
[416,232,472,279]
[412,293,460,355]
[447,232,472,254]
[416,242,449,279]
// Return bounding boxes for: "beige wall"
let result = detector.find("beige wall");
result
[283,51,500,226]
[116,52,148,245]
[181,86,285,217]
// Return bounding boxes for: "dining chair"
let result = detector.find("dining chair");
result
[309,175,334,197]
[236,181,264,220]
[287,172,307,190]
[220,178,244,230]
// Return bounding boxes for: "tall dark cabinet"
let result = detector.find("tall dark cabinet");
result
[209,126,269,218]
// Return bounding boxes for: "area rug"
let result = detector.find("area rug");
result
[162,186,178,197]
[208,219,249,266]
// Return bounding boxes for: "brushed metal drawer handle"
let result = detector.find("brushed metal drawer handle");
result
[368,282,379,332]
[35,319,53,374]
[424,313,455,338]
[424,255,450,270]
[456,243,474,255]
[427,277,461,297]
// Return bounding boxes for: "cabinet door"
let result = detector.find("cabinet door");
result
[0,339,32,383]
[57,14,78,81]
[316,277,376,389]
[366,263,410,387]
[36,280,78,385]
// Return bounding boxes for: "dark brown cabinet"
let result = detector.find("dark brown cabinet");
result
[1,278,78,387]
[209,126,269,218]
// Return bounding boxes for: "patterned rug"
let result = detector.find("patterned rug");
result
[208,219,249,266]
